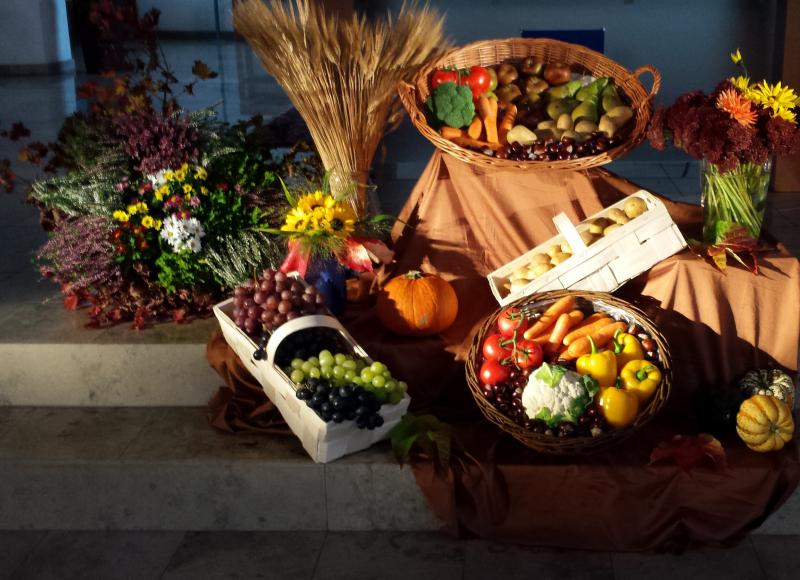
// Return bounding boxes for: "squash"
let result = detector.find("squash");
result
[736,395,795,452]
[376,270,458,336]
[739,369,795,407]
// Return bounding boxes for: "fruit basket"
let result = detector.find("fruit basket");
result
[488,190,686,305]
[398,37,660,171]
[466,290,672,454]
[213,274,410,463]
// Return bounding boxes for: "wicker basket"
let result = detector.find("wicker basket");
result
[398,38,661,172]
[465,290,672,454]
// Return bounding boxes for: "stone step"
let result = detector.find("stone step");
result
[0,407,436,532]
[0,407,797,534]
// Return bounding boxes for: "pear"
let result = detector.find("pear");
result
[575,77,609,102]
[556,113,574,131]
[537,119,556,130]
[574,119,598,134]
[607,105,634,126]
[571,100,599,124]
[601,84,623,113]
[598,115,616,137]
[546,100,571,120]
[561,129,580,141]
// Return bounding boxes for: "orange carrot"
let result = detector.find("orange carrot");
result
[571,312,606,330]
[562,316,613,345]
[478,96,499,144]
[546,312,574,352]
[523,295,576,339]
[562,321,626,360]
[567,310,585,326]
[498,103,517,143]
[440,126,464,140]
[467,116,483,140]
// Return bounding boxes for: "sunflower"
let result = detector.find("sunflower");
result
[749,81,798,123]
[281,207,310,232]
[297,191,336,214]
[716,88,757,127]
[327,204,356,239]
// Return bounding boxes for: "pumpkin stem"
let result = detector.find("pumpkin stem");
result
[404,270,425,280]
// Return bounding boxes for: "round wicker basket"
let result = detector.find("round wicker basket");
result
[398,38,661,172]
[465,290,672,454]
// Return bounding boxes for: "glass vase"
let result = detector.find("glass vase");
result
[305,256,347,317]
[700,159,771,243]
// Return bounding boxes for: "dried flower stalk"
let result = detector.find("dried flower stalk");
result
[233,0,447,215]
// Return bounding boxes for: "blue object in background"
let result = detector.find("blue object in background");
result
[520,29,605,54]
[305,258,347,317]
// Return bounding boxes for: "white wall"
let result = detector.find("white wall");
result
[137,0,234,32]
[0,0,73,67]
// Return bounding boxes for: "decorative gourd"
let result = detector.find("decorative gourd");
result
[736,394,795,452]
[739,369,795,407]
[376,270,458,336]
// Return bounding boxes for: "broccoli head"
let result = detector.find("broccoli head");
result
[425,82,475,129]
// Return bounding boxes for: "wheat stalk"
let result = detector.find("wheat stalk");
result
[233,0,447,215]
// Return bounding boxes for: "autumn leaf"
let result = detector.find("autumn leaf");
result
[650,434,727,472]
[63,293,79,311]
[390,413,452,473]
[191,60,218,80]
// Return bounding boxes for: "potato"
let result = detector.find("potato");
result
[531,262,554,277]
[529,253,551,266]
[580,230,599,246]
[560,241,573,254]
[607,208,630,225]
[510,268,528,281]
[537,119,556,131]
[603,223,623,236]
[624,197,648,219]
[550,252,571,266]
[588,217,610,235]
[510,279,530,293]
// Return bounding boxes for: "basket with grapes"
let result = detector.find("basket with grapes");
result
[213,268,410,463]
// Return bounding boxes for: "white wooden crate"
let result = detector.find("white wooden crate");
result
[213,298,410,463]
[488,190,686,306]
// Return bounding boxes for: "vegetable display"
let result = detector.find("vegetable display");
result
[736,394,795,452]
[738,369,795,407]
[475,294,666,439]
[376,270,459,336]
[426,58,637,162]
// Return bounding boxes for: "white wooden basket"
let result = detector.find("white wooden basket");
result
[488,190,686,306]
[213,299,410,463]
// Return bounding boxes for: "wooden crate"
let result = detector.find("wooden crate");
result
[488,190,686,306]
[213,299,410,463]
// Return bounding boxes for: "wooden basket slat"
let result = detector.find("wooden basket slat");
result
[465,290,672,454]
[398,38,661,172]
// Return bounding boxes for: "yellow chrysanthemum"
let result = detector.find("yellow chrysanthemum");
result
[141,215,155,229]
[126,204,139,215]
[749,81,798,123]
[164,170,175,181]
[155,184,169,201]
[180,163,189,172]
[730,49,743,65]
[184,193,192,201]
[730,76,752,97]
[297,191,336,214]
[112,210,129,223]
[183,184,193,194]
[200,186,209,195]
[154,219,162,230]
[137,201,148,213]
[174,169,187,182]
[194,167,207,180]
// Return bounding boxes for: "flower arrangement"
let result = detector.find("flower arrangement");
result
[648,50,800,244]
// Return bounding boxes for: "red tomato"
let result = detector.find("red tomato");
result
[459,66,491,99]
[430,69,459,90]
[479,359,510,386]
[482,333,512,361]
[497,307,530,338]
[513,339,544,370]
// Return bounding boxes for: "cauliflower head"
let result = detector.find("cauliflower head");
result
[521,363,599,426]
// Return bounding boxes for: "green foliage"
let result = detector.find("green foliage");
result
[425,82,475,129]
[29,171,124,217]
[155,247,213,293]
[204,230,284,288]
[389,413,452,472]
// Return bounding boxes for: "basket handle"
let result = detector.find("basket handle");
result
[553,213,587,255]
[397,80,426,124]
[633,65,661,101]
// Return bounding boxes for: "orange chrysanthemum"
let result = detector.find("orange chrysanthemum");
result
[716,88,757,127]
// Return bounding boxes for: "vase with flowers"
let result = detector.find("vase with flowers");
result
[649,50,800,244]
[266,176,393,315]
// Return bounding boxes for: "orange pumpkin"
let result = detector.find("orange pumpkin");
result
[377,270,458,336]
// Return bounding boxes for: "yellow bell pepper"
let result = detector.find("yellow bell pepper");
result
[576,337,617,387]
[597,385,639,428]
[620,359,662,403]
[612,330,644,368]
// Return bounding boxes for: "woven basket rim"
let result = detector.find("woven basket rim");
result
[465,290,672,454]
[399,37,661,172]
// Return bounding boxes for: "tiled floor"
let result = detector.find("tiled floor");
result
[0,530,797,580]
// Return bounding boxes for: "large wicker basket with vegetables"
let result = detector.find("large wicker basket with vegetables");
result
[398,38,660,171]
[466,291,672,454]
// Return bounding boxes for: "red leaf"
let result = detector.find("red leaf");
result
[650,434,727,472]
[172,307,187,323]
[339,239,373,273]
[63,293,79,311]
[279,239,310,277]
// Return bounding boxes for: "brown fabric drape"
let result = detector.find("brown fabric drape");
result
[207,152,800,551]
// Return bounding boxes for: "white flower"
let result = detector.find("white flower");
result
[188,236,202,253]
[148,169,170,187]
[185,217,205,238]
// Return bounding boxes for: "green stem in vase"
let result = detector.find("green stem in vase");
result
[701,161,770,242]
